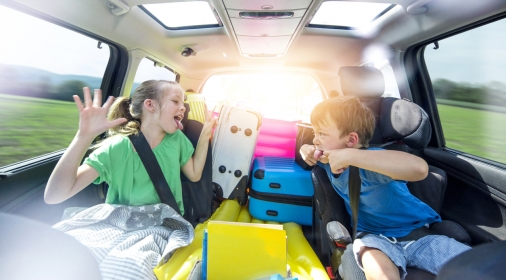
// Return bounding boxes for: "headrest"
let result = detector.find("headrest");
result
[181,103,191,131]
[338,66,385,98]
[380,98,431,149]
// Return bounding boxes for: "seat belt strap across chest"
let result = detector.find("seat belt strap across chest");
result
[129,133,181,215]
[348,165,361,240]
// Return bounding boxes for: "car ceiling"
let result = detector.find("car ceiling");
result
[5,0,506,92]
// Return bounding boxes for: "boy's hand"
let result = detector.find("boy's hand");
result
[74,87,127,139]
[323,149,350,174]
[299,144,317,166]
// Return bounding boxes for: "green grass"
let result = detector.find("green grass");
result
[438,103,506,164]
[0,93,505,167]
[0,94,79,167]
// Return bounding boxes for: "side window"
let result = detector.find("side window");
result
[131,58,176,94]
[424,18,506,164]
[0,5,110,167]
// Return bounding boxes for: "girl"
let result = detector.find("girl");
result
[44,80,216,214]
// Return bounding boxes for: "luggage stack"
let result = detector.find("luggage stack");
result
[249,156,314,226]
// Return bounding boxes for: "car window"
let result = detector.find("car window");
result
[201,72,323,122]
[424,18,506,164]
[0,5,110,167]
[130,58,177,95]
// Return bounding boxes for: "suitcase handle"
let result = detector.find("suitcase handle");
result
[269,183,281,189]
[266,210,278,216]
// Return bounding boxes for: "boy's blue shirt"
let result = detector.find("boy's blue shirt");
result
[319,148,441,238]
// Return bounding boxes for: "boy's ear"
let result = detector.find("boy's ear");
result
[345,132,359,148]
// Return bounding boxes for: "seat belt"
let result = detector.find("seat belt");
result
[129,133,181,215]
[348,165,361,240]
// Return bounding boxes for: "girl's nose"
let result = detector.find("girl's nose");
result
[313,136,319,145]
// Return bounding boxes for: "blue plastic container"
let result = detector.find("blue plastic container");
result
[249,156,314,226]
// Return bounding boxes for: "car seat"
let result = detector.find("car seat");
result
[311,66,471,280]
[180,103,215,227]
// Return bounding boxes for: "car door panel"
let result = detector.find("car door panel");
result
[424,147,506,243]
[0,158,104,225]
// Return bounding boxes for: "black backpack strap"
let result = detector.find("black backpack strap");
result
[348,165,361,240]
[129,133,181,215]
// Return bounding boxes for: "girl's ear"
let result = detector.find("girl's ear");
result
[144,99,156,113]
[345,132,359,148]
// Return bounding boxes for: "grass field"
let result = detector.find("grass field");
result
[0,94,79,167]
[437,103,506,164]
[0,94,505,167]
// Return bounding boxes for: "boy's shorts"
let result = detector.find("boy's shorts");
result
[352,234,471,279]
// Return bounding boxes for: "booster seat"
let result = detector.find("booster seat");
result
[311,66,471,280]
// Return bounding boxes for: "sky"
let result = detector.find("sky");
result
[1,4,505,86]
[424,18,506,85]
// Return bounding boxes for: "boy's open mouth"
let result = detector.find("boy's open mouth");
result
[174,115,183,130]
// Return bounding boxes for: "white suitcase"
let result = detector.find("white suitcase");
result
[212,105,262,205]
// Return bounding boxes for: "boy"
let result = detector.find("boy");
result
[299,96,470,280]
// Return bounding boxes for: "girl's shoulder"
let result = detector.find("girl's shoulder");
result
[97,135,131,151]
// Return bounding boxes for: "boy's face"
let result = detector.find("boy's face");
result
[312,118,348,151]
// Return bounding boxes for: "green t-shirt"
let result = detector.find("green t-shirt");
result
[83,130,194,214]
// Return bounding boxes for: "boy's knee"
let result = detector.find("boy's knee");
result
[360,248,401,280]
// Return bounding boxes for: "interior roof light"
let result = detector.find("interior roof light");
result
[141,1,218,29]
[310,1,394,28]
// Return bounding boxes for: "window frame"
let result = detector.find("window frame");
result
[138,3,221,31]
[307,2,396,30]
[0,1,128,174]
[404,10,506,166]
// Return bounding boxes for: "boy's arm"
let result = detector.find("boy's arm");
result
[323,149,428,181]
[181,107,217,182]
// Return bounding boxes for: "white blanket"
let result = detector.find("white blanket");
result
[53,203,194,280]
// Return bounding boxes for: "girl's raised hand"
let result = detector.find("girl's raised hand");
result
[74,87,127,139]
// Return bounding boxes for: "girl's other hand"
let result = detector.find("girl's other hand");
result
[74,87,127,139]
[201,105,218,140]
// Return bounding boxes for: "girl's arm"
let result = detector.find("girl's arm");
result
[44,88,126,204]
[323,148,428,181]
[181,107,217,182]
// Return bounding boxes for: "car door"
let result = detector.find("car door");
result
[405,14,506,244]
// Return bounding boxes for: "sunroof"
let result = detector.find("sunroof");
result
[309,1,395,29]
[140,1,219,30]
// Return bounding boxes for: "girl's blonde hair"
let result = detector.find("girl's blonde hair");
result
[311,95,375,147]
[106,80,184,137]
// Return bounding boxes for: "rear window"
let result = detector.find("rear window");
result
[202,72,323,122]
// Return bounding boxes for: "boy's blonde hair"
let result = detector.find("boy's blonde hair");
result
[310,95,375,147]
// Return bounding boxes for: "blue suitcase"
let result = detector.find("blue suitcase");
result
[249,156,314,225]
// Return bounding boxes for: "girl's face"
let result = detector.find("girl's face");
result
[157,90,186,134]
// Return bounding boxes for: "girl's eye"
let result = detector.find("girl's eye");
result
[172,100,179,104]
